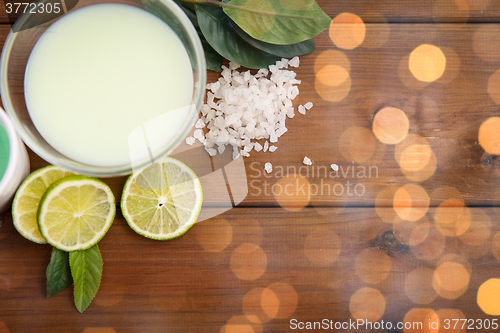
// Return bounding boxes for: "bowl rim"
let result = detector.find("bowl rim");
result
[0,108,24,190]
[0,0,206,177]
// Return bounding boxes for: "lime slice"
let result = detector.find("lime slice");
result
[121,157,203,240]
[37,175,116,251]
[12,165,75,244]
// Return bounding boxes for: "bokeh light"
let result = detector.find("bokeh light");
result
[473,25,500,62]
[83,329,116,333]
[393,184,430,222]
[195,218,233,252]
[478,117,500,155]
[220,315,263,333]
[395,135,437,182]
[372,107,409,145]
[354,248,392,284]
[487,72,500,105]
[433,0,469,24]
[349,287,386,322]
[375,186,400,224]
[403,308,436,333]
[492,231,500,262]
[230,244,267,280]
[466,0,490,10]
[339,127,377,164]
[359,13,390,49]
[274,174,310,211]
[329,13,366,50]
[399,54,430,90]
[435,309,466,333]
[434,199,470,237]
[304,227,342,266]
[458,209,491,246]
[0,322,9,333]
[409,44,447,83]
[243,288,273,324]
[433,261,470,299]
[232,219,263,246]
[315,74,352,102]
[404,267,438,304]
[314,49,351,74]
[261,282,298,319]
[436,47,461,84]
[316,65,349,87]
[478,278,500,315]
[314,50,352,101]
[394,217,431,246]
[410,226,446,261]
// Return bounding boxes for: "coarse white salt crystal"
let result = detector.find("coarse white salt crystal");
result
[281,58,289,68]
[269,145,278,152]
[264,162,272,173]
[330,164,339,171]
[229,62,240,70]
[195,118,205,128]
[205,146,217,156]
[304,102,313,110]
[193,129,204,143]
[185,137,195,145]
[269,65,279,74]
[303,156,312,165]
[276,127,287,137]
[198,58,301,158]
[298,105,306,115]
[217,143,226,154]
[289,56,300,67]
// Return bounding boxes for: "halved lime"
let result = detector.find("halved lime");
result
[121,157,203,240]
[37,175,116,251]
[12,165,75,244]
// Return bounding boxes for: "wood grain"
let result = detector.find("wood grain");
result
[1,0,500,25]
[21,23,500,207]
[1,207,499,332]
[1,2,500,332]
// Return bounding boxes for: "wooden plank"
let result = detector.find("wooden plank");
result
[13,22,500,207]
[1,0,500,25]
[0,206,499,332]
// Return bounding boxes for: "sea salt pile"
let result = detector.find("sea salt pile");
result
[185,56,312,158]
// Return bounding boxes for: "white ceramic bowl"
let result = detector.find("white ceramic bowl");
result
[0,108,30,214]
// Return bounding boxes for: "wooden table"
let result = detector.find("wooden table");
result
[2,1,500,332]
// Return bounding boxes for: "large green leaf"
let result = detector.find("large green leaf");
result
[149,0,222,72]
[69,245,103,313]
[230,21,314,57]
[46,247,73,298]
[196,4,280,69]
[223,0,331,45]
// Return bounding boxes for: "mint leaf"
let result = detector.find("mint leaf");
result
[46,247,73,298]
[223,0,331,45]
[69,245,103,313]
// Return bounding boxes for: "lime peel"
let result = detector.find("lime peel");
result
[121,157,203,241]
[12,165,75,244]
[37,175,116,252]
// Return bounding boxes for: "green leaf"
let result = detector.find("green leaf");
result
[148,0,223,71]
[46,247,73,298]
[69,245,103,313]
[196,4,280,69]
[201,40,224,72]
[223,0,331,45]
[230,21,314,57]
